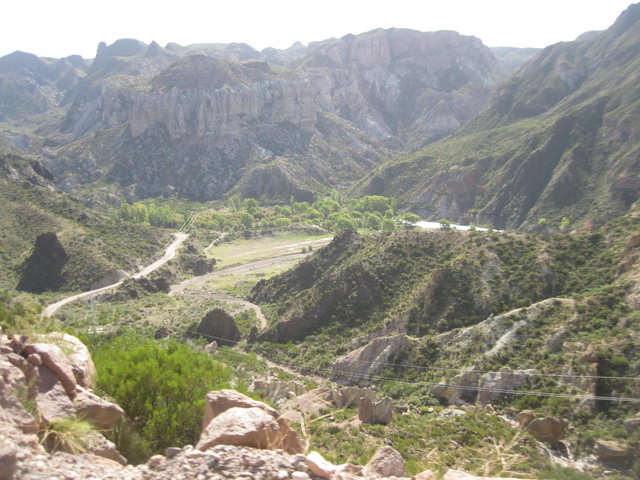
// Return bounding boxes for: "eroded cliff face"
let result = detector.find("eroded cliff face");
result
[50,28,504,202]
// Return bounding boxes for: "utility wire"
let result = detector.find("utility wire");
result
[182,329,640,381]
[177,329,640,404]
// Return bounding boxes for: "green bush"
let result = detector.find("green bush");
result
[90,332,232,456]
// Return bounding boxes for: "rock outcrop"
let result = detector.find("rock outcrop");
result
[196,309,241,347]
[432,367,531,406]
[16,233,69,293]
[198,389,304,454]
[0,331,125,462]
[332,334,407,386]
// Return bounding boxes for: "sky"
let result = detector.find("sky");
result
[2,0,635,59]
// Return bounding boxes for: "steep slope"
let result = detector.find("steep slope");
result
[0,153,170,292]
[251,224,623,343]
[21,28,504,205]
[354,3,640,231]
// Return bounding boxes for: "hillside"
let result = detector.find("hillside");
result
[353,3,640,231]
[0,29,519,208]
[0,152,170,293]
[248,203,640,473]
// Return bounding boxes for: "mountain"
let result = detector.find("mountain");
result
[353,3,640,231]
[0,29,513,206]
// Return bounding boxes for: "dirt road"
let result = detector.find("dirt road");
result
[42,233,189,318]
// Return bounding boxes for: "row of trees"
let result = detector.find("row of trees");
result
[117,202,182,228]
[116,193,424,233]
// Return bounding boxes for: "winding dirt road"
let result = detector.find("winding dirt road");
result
[42,233,189,318]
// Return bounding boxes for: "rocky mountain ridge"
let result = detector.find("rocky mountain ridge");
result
[0,28,518,205]
[353,3,640,230]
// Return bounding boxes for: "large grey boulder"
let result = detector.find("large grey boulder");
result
[196,406,282,451]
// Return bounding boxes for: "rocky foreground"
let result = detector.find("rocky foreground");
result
[2,331,633,479]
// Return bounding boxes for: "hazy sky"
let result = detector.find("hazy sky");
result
[2,0,635,59]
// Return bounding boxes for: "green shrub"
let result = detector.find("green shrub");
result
[90,332,232,456]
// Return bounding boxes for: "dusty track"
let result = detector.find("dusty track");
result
[42,233,189,318]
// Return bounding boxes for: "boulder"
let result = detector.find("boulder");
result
[306,451,336,479]
[23,343,77,396]
[197,309,241,347]
[432,370,479,405]
[39,333,96,389]
[623,415,640,435]
[358,397,393,425]
[594,440,631,463]
[338,387,378,408]
[363,446,405,478]
[205,341,218,354]
[200,389,304,454]
[73,387,125,430]
[515,410,535,428]
[202,389,280,430]
[525,417,566,445]
[32,365,76,424]
[16,232,69,293]
[0,381,38,434]
[84,432,127,465]
[196,406,282,451]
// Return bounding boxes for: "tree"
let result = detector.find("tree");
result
[239,212,254,228]
[228,194,243,212]
[244,198,259,214]
[335,215,358,232]
[381,218,396,232]
[439,218,452,231]
[401,212,421,224]
[559,217,570,232]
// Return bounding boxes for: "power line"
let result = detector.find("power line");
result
[176,329,640,404]
[182,329,640,382]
